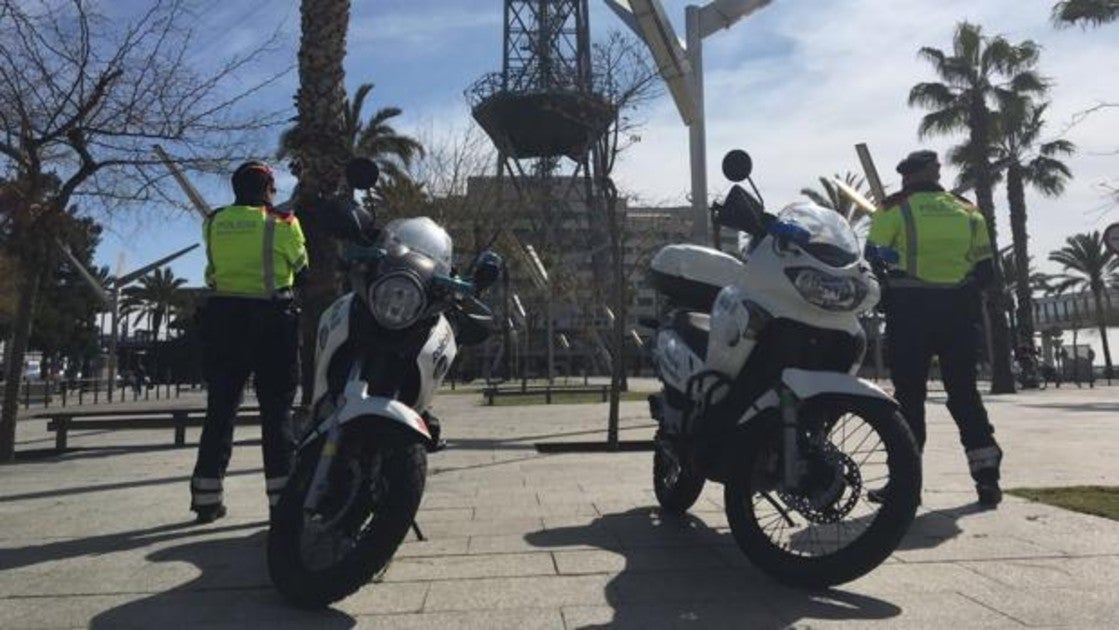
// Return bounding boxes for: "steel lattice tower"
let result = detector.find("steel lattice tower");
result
[469,0,615,379]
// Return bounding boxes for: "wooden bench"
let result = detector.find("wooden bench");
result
[481,385,610,406]
[36,407,262,452]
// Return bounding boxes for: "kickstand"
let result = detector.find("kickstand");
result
[410,520,426,541]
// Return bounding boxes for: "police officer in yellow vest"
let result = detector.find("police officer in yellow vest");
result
[867,150,1003,508]
[190,161,307,523]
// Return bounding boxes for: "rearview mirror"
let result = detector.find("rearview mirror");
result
[345,157,379,190]
[722,150,753,182]
[471,250,503,292]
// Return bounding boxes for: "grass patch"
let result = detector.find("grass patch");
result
[487,390,650,407]
[1007,486,1119,521]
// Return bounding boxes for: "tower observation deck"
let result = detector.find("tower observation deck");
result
[469,0,614,160]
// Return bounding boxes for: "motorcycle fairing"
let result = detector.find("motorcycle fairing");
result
[312,293,356,406]
[737,368,895,426]
[413,314,457,413]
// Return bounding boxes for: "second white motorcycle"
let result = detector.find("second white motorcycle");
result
[646,150,921,587]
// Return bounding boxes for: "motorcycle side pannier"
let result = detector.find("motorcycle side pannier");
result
[649,244,745,312]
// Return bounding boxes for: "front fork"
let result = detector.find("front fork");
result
[303,362,363,512]
[779,386,806,491]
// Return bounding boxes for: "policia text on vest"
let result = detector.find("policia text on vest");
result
[190,198,308,523]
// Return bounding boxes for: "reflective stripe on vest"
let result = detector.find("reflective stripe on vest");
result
[900,201,919,278]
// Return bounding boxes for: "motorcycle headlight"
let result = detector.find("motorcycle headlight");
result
[785,267,868,312]
[368,272,426,329]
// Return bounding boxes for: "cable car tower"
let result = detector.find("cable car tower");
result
[470,0,615,380]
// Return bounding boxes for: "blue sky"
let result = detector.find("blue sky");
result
[88,0,1119,284]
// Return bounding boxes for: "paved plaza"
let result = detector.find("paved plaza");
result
[1,382,1117,628]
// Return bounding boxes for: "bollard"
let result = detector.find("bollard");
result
[23,379,30,409]
[93,379,99,404]
[61,384,67,407]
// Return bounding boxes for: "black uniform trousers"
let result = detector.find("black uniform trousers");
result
[190,297,299,512]
[885,286,1002,484]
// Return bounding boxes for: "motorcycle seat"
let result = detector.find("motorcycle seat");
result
[673,311,710,360]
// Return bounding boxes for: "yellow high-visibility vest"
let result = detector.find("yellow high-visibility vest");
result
[868,191,992,287]
[204,205,308,298]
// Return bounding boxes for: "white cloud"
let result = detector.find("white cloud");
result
[350,6,501,51]
[610,0,1119,273]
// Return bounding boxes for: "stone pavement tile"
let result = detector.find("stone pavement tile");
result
[468,527,621,555]
[415,507,474,522]
[478,502,599,519]
[763,590,1019,628]
[422,574,612,611]
[560,603,783,629]
[352,608,565,630]
[381,552,557,582]
[1,588,353,629]
[334,581,430,616]
[842,560,1006,593]
[552,546,728,575]
[608,568,779,606]
[960,555,1119,590]
[396,536,470,558]
[419,517,545,538]
[960,582,1119,627]
[892,527,1061,563]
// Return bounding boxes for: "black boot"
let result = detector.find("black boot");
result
[193,504,227,524]
[975,468,1002,509]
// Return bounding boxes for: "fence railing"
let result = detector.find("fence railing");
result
[1,377,202,410]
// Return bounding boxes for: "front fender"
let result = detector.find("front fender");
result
[738,368,896,425]
[302,379,431,449]
[338,395,431,439]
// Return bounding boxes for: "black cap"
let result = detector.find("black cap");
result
[896,150,939,176]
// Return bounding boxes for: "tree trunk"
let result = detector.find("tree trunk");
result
[606,186,625,451]
[294,0,352,404]
[1,271,43,462]
[1005,163,1035,348]
[969,100,1016,394]
[1091,284,1114,379]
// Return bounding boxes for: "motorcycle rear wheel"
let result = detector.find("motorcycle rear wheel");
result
[724,397,920,588]
[268,423,426,608]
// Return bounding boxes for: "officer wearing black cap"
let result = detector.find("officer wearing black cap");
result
[190,161,307,523]
[867,150,1003,508]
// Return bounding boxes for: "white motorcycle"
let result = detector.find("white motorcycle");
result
[268,159,501,608]
[646,150,920,587]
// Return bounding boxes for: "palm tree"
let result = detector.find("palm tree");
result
[1048,231,1117,378]
[120,267,187,340]
[800,172,874,221]
[292,0,352,403]
[1052,0,1119,27]
[279,82,424,190]
[993,100,1074,347]
[909,21,1048,393]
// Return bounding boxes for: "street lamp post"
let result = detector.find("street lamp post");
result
[605,0,773,245]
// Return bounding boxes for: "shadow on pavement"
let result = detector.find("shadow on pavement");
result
[898,502,984,551]
[0,519,263,572]
[526,508,902,628]
[13,438,264,463]
[89,530,355,629]
[1021,401,1119,413]
[0,467,262,504]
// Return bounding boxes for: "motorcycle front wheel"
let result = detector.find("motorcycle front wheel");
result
[724,396,920,588]
[653,432,705,514]
[268,423,426,608]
